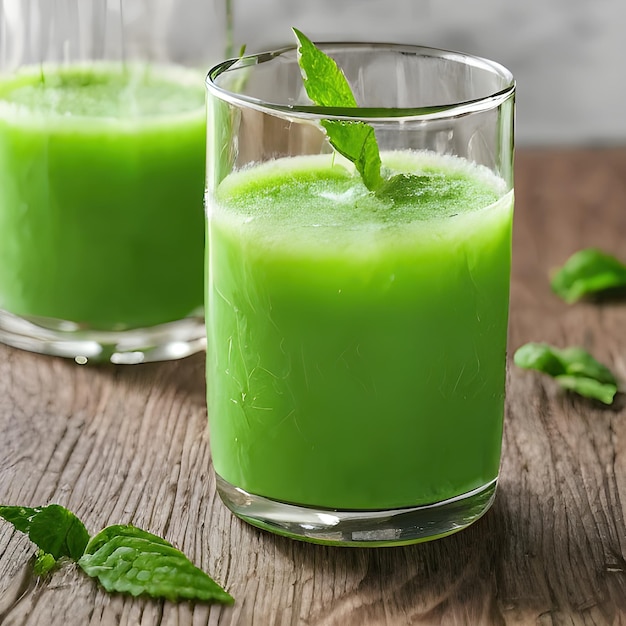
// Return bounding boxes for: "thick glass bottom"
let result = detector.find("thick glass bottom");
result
[216,474,497,547]
[0,309,205,364]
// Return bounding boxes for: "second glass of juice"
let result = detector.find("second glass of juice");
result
[0,0,226,363]
[205,42,515,545]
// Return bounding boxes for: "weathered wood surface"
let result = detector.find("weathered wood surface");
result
[1,148,625,625]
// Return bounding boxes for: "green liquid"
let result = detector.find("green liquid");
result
[206,152,513,511]
[0,63,206,330]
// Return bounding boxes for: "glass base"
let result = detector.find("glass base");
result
[216,474,497,547]
[0,309,205,364]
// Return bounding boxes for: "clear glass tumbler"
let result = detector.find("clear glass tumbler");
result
[0,0,226,364]
[205,41,515,545]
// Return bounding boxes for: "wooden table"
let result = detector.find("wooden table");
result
[1,148,625,625]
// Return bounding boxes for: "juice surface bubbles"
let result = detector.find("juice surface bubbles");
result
[206,152,513,511]
[0,63,206,330]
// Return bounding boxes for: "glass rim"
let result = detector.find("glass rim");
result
[206,41,516,123]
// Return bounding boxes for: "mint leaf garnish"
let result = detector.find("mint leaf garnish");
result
[514,342,618,404]
[0,505,233,605]
[78,525,233,604]
[293,28,383,191]
[0,504,89,561]
[551,248,626,303]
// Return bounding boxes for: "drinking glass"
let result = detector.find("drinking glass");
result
[205,42,515,545]
[0,0,226,364]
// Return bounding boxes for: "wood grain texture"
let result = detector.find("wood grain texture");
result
[1,148,625,626]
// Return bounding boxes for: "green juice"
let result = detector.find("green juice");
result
[206,152,513,511]
[0,63,205,330]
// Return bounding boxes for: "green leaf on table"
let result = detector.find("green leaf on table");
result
[0,504,90,561]
[34,550,58,577]
[293,28,383,191]
[0,505,234,604]
[514,342,618,404]
[0,505,39,533]
[554,346,617,384]
[78,525,234,604]
[551,248,626,303]
[512,342,565,377]
[554,375,618,406]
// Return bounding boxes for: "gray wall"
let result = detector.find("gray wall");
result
[231,0,626,146]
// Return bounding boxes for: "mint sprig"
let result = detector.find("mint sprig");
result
[293,28,383,191]
[551,248,626,303]
[514,342,618,404]
[0,504,233,605]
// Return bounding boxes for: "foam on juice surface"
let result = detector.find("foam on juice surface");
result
[211,152,512,254]
[216,152,505,223]
[0,63,204,120]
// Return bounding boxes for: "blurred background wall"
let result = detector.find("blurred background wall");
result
[229,0,626,146]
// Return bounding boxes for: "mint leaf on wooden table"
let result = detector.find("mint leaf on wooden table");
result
[555,375,618,406]
[293,28,384,191]
[78,525,234,604]
[514,342,618,404]
[551,248,626,303]
[0,504,89,561]
[33,549,58,577]
[0,505,233,605]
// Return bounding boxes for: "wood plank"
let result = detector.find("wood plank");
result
[1,148,625,625]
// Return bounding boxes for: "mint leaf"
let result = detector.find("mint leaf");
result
[34,550,58,577]
[1,506,234,605]
[554,375,618,405]
[0,504,89,561]
[293,29,357,108]
[293,28,383,191]
[321,120,383,191]
[0,505,38,533]
[551,248,626,303]
[512,342,565,377]
[555,346,617,384]
[514,342,618,404]
[78,525,234,605]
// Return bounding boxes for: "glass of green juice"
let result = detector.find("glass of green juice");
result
[0,0,227,364]
[204,42,515,545]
